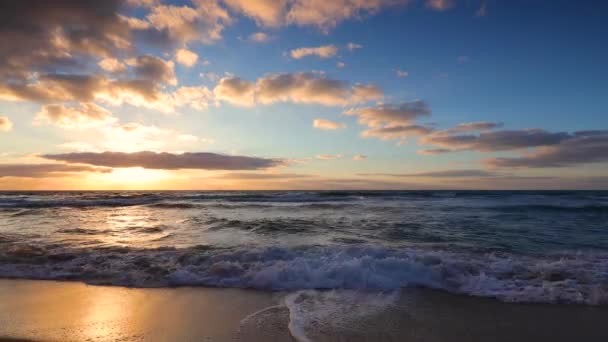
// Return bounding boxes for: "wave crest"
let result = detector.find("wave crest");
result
[0,244,606,305]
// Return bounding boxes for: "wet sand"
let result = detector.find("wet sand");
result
[0,279,607,342]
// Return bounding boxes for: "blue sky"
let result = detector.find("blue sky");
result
[0,0,607,189]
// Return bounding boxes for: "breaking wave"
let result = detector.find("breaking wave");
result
[0,244,606,305]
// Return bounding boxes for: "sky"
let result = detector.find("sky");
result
[0,0,607,190]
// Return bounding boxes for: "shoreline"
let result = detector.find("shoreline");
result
[1,279,607,342]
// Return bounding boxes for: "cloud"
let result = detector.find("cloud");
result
[344,100,431,127]
[417,148,454,155]
[218,172,315,179]
[361,169,500,178]
[290,45,338,59]
[420,129,570,152]
[313,119,346,130]
[426,0,455,11]
[222,0,405,32]
[98,58,127,73]
[442,121,503,133]
[1,71,212,113]
[0,164,111,178]
[486,131,608,168]
[346,101,602,170]
[171,86,214,110]
[126,0,160,8]
[248,32,272,43]
[256,73,351,106]
[0,0,133,80]
[214,73,382,107]
[395,69,408,78]
[125,55,177,85]
[0,1,236,109]
[351,84,384,103]
[316,154,343,160]
[361,124,433,141]
[42,151,283,170]
[353,154,366,160]
[346,42,363,51]
[0,0,239,116]
[34,103,117,129]
[0,116,12,131]
[175,48,199,67]
[286,0,407,32]
[336,61,346,68]
[213,76,256,106]
[224,0,287,27]
[222,0,405,33]
[0,72,174,112]
[145,3,231,44]
[256,73,378,106]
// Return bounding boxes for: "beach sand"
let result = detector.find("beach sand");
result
[0,279,607,342]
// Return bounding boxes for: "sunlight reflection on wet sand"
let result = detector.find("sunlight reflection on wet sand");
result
[0,280,277,341]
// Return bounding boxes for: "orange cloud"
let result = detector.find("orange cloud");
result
[0,116,12,131]
[34,103,116,129]
[313,119,346,130]
[214,73,382,107]
[290,45,338,59]
[175,48,199,67]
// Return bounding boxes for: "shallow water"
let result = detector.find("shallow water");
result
[0,191,607,305]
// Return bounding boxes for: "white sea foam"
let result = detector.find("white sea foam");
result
[284,290,399,342]
[1,244,606,305]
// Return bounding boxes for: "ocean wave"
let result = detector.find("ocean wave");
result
[0,244,606,305]
[57,228,113,235]
[147,201,207,209]
[2,191,607,209]
[0,198,161,209]
[489,204,608,213]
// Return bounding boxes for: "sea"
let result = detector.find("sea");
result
[0,190,607,307]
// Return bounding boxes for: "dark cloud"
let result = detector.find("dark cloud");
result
[358,169,500,178]
[0,164,111,178]
[1,74,106,103]
[0,0,131,79]
[420,129,570,152]
[0,74,167,110]
[218,172,316,179]
[362,124,433,141]
[345,101,430,127]
[441,121,502,133]
[41,151,283,170]
[417,148,454,155]
[126,55,176,85]
[213,76,256,106]
[0,0,224,113]
[486,131,608,168]
[0,1,230,81]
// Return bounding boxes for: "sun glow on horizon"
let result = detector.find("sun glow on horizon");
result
[86,167,173,189]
